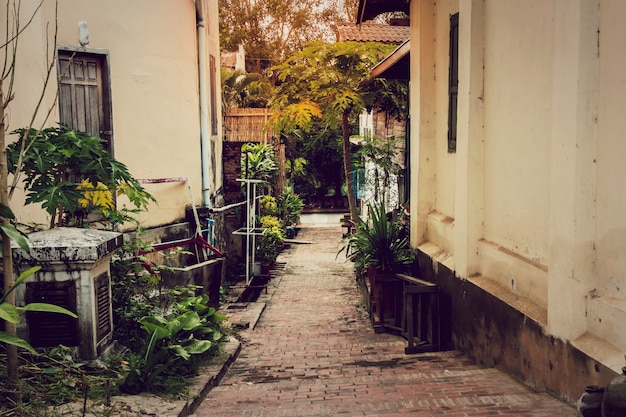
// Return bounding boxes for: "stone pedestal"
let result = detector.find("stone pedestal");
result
[13,227,123,360]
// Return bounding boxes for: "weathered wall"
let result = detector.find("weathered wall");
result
[4,0,223,230]
[406,0,626,403]
[415,249,616,405]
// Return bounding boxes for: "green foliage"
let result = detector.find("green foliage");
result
[221,68,273,111]
[259,195,278,216]
[338,203,413,273]
[0,344,124,413]
[267,100,322,134]
[268,41,400,221]
[110,233,170,354]
[268,41,396,134]
[240,142,278,182]
[284,124,345,202]
[277,188,304,226]
[118,293,226,394]
[7,125,155,227]
[111,232,226,395]
[257,215,285,262]
[371,78,410,121]
[0,203,29,254]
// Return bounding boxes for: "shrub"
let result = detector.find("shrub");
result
[257,215,285,263]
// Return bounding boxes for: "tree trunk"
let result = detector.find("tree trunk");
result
[341,110,360,224]
[0,80,18,382]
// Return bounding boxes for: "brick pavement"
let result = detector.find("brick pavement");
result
[193,224,578,417]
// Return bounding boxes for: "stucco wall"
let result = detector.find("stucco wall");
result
[588,0,626,351]
[407,0,626,402]
[3,0,218,230]
[480,1,553,304]
[432,0,458,222]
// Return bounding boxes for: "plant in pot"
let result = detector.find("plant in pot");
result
[339,202,413,329]
[256,215,285,270]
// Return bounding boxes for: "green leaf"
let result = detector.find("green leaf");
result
[0,302,20,323]
[1,266,41,303]
[0,224,30,252]
[184,339,212,355]
[168,344,191,361]
[0,204,16,219]
[0,331,37,354]
[139,317,171,341]
[17,303,78,318]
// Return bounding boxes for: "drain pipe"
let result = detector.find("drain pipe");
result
[195,1,212,208]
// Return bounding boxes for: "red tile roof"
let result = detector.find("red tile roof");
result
[335,23,410,44]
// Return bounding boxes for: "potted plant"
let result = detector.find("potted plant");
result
[256,215,285,267]
[339,202,413,329]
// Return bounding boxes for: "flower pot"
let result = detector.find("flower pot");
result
[576,386,604,417]
[602,367,626,417]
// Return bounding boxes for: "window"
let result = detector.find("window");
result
[448,13,459,153]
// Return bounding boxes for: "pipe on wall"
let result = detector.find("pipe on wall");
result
[195,0,212,208]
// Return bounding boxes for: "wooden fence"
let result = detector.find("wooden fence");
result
[223,108,285,192]
[223,108,273,143]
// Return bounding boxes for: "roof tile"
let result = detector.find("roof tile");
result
[335,23,410,44]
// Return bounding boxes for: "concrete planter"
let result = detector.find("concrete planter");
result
[160,257,225,308]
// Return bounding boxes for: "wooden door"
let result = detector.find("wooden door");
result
[57,51,112,152]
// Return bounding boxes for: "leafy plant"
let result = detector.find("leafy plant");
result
[110,232,167,354]
[119,293,225,394]
[7,124,156,228]
[277,188,304,226]
[240,142,278,182]
[221,68,273,111]
[259,195,277,216]
[257,215,285,263]
[338,202,413,273]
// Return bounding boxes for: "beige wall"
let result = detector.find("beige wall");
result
[409,0,626,374]
[588,0,626,354]
[3,0,222,230]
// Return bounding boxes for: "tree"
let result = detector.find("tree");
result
[219,0,349,73]
[267,41,397,223]
[1,0,61,383]
[221,68,273,112]
[7,125,155,228]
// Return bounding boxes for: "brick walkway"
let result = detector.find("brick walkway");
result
[193,224,578,417]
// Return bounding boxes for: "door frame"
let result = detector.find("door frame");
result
[56,46,115,154]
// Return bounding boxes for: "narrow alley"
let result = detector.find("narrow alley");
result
[192,220,578,417]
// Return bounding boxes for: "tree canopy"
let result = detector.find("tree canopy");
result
[219,0,354,73]
[267,41,398,221]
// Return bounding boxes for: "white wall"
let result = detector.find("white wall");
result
[4,0,213,229]
[409,0,626,370]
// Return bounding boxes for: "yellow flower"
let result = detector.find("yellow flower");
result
[77,180,114,213]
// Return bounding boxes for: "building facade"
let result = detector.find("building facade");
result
[3,0,223,230]
[360,0,626,403]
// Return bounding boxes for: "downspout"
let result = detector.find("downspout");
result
[195,0,212,207]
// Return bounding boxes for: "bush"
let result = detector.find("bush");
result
[277,188,304,226]
[111,234,227,395]
[257,215,285,263]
